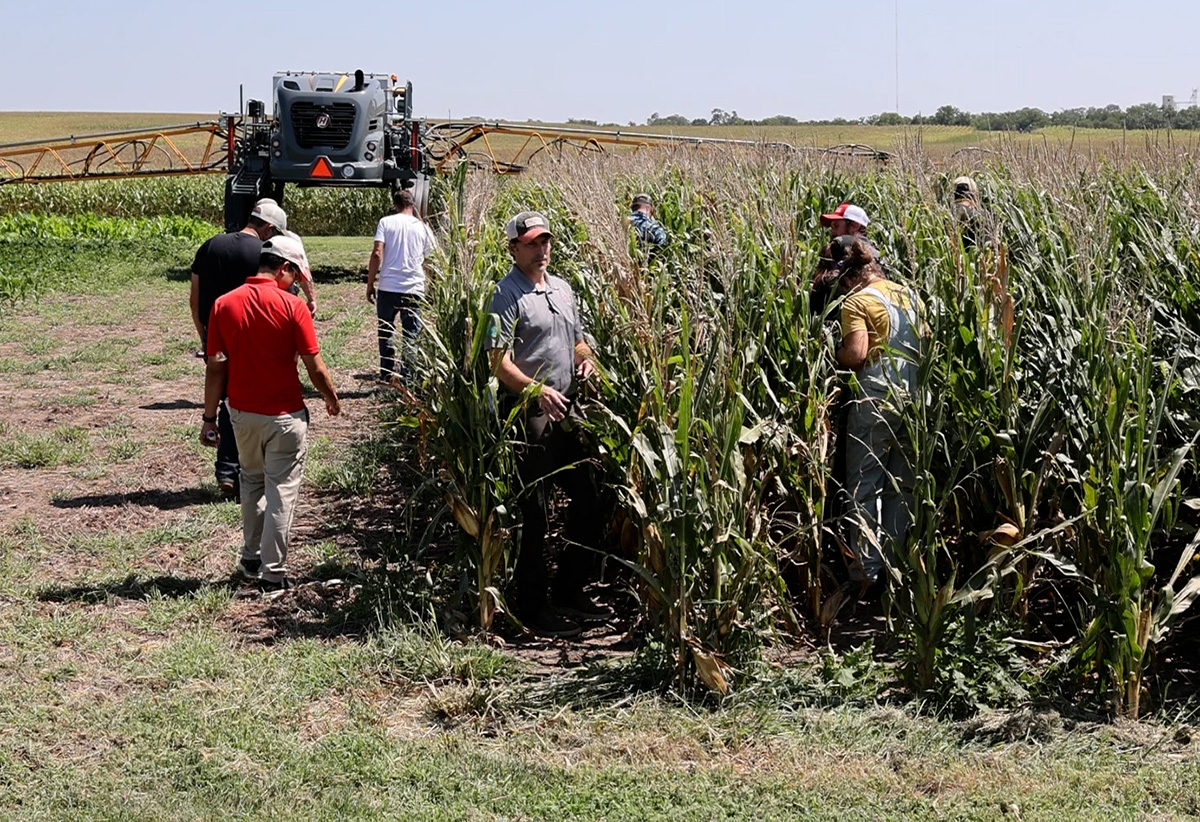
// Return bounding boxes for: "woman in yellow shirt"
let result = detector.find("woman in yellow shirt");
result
[834,240,923,585]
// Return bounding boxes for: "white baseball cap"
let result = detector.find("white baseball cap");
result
[261,233,310,280]
[250,198,288,232]
[819,202,870,228]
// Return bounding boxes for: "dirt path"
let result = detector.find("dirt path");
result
[0,264,384,616]
[0,267,641,664]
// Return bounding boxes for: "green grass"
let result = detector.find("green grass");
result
[0,607,1195,819]
[97,424,143,462]
[0,424,92,468]
[53,387,100,407]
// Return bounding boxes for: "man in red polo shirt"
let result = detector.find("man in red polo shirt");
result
[200,234,341,592]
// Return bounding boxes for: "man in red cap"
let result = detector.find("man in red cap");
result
[819,202,871,241]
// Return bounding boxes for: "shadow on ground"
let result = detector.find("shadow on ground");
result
[52,488,215,511]
[37,573,211,604]
[140,399,203,411]
[312,265,366,284]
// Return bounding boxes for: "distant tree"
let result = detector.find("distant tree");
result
[971,112,1001,131]
[1084,105,1124,129]
[1173,106,1200,129]
[1011,107,1049,132]
[1051,107,1086,127]
[631,100,1200,132]
[931,105,971,126]
[970,108,1047,132]
[567,118,597,125]
[1124,102,1168,130]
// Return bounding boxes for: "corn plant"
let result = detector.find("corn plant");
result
[363,149,1200,706]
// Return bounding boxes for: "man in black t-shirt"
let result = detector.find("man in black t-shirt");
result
[189,199,288,497]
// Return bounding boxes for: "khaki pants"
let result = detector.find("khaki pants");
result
[229,406,308,583]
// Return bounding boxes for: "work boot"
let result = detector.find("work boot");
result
[258,577,291,594]
[520,607,581,638]
[552,591,611,622]
[237,557,261,581]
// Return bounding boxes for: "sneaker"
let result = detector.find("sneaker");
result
[237,557,261,580]
[521,607,581,638]
[258,576,291,594]
[217,478,239,499]
[552,592,612,621]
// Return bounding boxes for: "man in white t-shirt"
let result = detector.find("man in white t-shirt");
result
[366,189,438,385]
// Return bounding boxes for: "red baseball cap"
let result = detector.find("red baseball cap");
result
[819,202,870,227]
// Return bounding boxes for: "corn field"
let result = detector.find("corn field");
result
[412,147,1200,718]
[0,177,389,236]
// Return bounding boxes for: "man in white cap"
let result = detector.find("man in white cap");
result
[200,234,341,592]
[190,198,290,497]
[950,176,989,249]
[487,210,605,637]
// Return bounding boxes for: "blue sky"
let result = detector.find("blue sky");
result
[2,0,1195,122]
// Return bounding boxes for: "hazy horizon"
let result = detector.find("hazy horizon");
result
[2,0,1195,124]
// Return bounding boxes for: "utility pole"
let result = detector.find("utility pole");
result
[894,0,900,113]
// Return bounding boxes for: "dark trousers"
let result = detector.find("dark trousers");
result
[513,408,601,613]
[201,325,239,484]
[216,399,239,484]
[376,290,422,382]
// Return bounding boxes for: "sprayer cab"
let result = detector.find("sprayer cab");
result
[224,69,428,230]
[270,70,411,184]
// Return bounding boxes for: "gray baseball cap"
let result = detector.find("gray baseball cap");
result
[505,211,553,242]
[631,193,653,209]
[251,198,288,232]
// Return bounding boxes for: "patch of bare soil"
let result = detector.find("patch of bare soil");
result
[0,280,645,675]
[0,285,376,628]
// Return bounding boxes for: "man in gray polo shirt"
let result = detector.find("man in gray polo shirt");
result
[487,210,605,638]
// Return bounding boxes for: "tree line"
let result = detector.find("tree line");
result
[635,102,1200,132]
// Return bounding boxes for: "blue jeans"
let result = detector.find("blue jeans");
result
[201,325,239,485]
[216,400,239,485]
[376,291,422,383]
[844,396,914,582]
